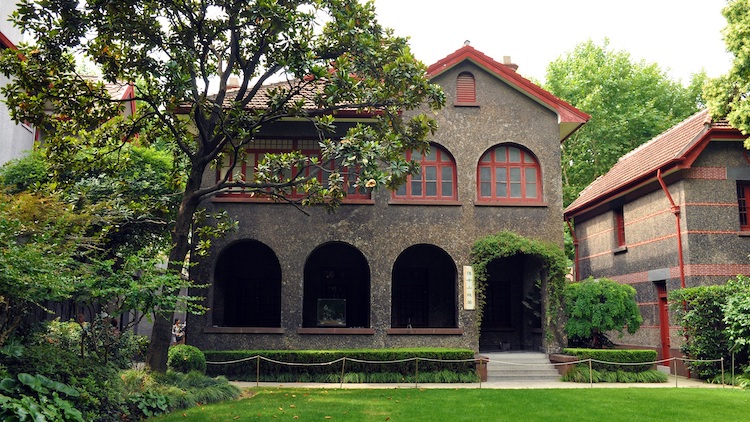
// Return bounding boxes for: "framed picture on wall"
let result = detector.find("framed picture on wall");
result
[317,298,346,327]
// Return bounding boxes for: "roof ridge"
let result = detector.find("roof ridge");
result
[615,109,709,164]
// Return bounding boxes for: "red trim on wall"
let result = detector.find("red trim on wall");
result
[426,45,589,127]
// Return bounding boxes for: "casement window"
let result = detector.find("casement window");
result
[393,145,457,201]
[216,139,370,200]
[455,72,477,105]
[614,207,626,247]
[477,144,542,203]
[738,182,750,231]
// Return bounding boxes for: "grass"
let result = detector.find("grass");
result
[151,387,750,421]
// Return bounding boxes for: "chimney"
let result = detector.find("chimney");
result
[227,76,240,89]
[464,40,471,46]
[502,56,518,72]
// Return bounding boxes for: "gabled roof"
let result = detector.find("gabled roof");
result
[0,31,16,50]
[427,45,590,142]
[564,109,746,218]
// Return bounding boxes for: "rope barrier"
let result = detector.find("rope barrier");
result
[205,354,728,387]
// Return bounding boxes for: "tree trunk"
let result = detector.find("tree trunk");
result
[146,163,205,372]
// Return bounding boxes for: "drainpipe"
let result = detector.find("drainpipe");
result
[565,218,579,282]
[656,169,686,289]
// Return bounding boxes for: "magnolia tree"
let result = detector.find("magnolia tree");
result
[0,0,444,371]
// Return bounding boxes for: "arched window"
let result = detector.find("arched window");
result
[391,244,457,328]
[302,242,371,328]
[477,144,542,203]
[456,72,476,104]
[213,240,282,327]
[393,144,457,201]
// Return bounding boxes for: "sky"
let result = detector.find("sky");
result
[372,0,734,84]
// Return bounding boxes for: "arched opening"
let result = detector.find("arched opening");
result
[302,242,370,328]
[213,240,282,327]
[480,254,543,351]
[477,144,543,203]
[456,71,476,104]
[391,244,457,328]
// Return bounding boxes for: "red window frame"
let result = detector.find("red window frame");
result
[216,139,371,200]
[393,145,457,201]
[476,145,542,203]
[738,182,750,231]
[456,72,476,104]
[614,207,626,247]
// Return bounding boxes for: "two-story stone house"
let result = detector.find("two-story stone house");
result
[186,45,588,353]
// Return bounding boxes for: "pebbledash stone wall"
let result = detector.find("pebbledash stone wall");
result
[186,61,565,352]
[574,140,750,361]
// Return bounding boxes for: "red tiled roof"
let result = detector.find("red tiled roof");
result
[220,79,321,111]
[564,109,743,217]
[427,45,590,141]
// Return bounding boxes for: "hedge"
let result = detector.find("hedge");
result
[204,348,477,382]
[562,348,657,373]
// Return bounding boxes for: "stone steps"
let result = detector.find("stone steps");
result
[481,352,561,382]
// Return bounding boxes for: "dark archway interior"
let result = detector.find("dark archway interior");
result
[303,242,370,328]
[480,254,542,350]
[391,244,457,328]
[213,240,282,327]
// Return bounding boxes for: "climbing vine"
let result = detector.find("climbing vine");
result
[471,231,568,351]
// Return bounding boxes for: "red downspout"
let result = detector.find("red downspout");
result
[656,169,686,289]
[565,218,579,281]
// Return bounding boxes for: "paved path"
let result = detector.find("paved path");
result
[231,375,724,390]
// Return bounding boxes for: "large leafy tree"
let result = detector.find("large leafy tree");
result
[0,0,444,372]
[704,0,750,142]
[544,40,704,206]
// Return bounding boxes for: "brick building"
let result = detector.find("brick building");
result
[564,109,750,363]
[186,45,588,353]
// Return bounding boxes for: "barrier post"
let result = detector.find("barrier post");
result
[415,358,419,388]
[588,359,593,388]
[721,357,724,388]
[673,358,677,388]
[256,356,260,387]
[340,357,347,389]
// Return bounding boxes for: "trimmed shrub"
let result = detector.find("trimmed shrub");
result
[168,345,206,374]
[561,366,668,383]
[204,348,478,382]
[562,348,657,373]
[564,277,642,348]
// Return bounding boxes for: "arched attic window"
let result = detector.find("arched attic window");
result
[455,72,477,106]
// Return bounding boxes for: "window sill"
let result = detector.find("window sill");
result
[475,201,548,207]
[386,328,464,335]
[212,195,374,205]
[203,327,285,334]
[613,246,628,255]
[737,231,750,237]
[388,199,462,206]
[454,102,480,107]
[297,328,375,335]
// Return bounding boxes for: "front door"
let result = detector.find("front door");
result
[655,282,670,362]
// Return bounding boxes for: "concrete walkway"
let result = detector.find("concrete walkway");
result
[230,375,724,390]
[228,351,731,390]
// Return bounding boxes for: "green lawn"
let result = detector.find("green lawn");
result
[152,387,749,421]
